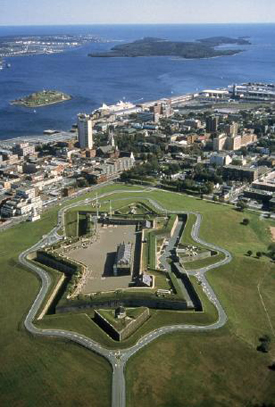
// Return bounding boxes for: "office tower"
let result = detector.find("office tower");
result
[77,113,93,149]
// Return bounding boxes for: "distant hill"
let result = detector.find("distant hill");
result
[89,36,251,59]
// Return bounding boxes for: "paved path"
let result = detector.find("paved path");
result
[19,187,232,407]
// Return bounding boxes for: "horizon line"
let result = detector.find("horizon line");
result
[1,22,275,27]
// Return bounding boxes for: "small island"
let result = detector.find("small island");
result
[11,90,72,108]
[89,36,251,59]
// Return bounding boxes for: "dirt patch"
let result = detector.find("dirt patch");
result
[270,227,275,242]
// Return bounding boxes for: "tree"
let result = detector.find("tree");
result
[257,334,271,353]
[257,341,270,353]
[268,243,275,255]
[247,250,253,257]
[256,251,262,259]
[243,218,250,226]
[237,200,247,212]
[260,334,271,343]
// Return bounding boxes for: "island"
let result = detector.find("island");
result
[11,90,72,108]
[89,36,251,59]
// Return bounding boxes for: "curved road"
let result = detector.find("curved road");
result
[19,187,232,407]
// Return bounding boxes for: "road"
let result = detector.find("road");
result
[18,187,232,407]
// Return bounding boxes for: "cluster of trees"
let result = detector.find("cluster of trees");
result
[174,179,214,195]
[120,157,160,182]
[193,164,223,185]
[246,243,275,260]
[247,250,262,258]
[116,133,166,158]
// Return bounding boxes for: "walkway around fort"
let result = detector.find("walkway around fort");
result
[19,188,232,407]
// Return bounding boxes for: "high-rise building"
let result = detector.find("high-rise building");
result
[224,122,239,136]
[77,114,93,149]
[213,134,227,151]
[206,116,219,133]
[226,135,242,151]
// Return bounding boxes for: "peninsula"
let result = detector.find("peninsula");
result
[11,90,72,108]
[89,36,251,59]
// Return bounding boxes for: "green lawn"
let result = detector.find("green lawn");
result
[2,184,275,406]
[37,305,218,351]
[0,184,137,407]
[148,270,172,291]
[125,188,275,407]
[64,210,79,237]
[180,212,205,249]
[184,252,225,270]
[147,231,156,269]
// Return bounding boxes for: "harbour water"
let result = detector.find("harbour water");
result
[0,23,275,139]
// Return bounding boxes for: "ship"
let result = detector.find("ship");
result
[95,100,136,114]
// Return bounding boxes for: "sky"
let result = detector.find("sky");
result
[0,0,275,26]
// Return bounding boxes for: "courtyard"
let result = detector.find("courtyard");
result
[67,224,137,293]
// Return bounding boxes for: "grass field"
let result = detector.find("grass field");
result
[0,183,137,407]
[147,231,156,269]
[2,184,275,406]
[179,213,206,249]
[183,252,225,270]
[125,189,275,407]
[64,210,78,237]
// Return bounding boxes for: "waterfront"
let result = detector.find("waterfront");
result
[1,23,275,139]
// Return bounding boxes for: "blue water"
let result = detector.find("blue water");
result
[0,24,275,139]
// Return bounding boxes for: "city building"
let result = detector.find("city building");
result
[210,153,232,167]
[252,171,275,192]
[232,83,275,101]
[213,134,227,151]
[77,113,93,149]
[200,89,229,100]
[12,143,36,157]
[224,122,239,136]
[223,165,259,182]
[226,135,242,151]
[206,116,219,133]
[213,133,257,152]
[1,186,42,218]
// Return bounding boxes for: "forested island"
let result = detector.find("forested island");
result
[11,90,72,108]
[89,36,251,59]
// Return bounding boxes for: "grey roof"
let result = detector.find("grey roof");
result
[116,243,132,266]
